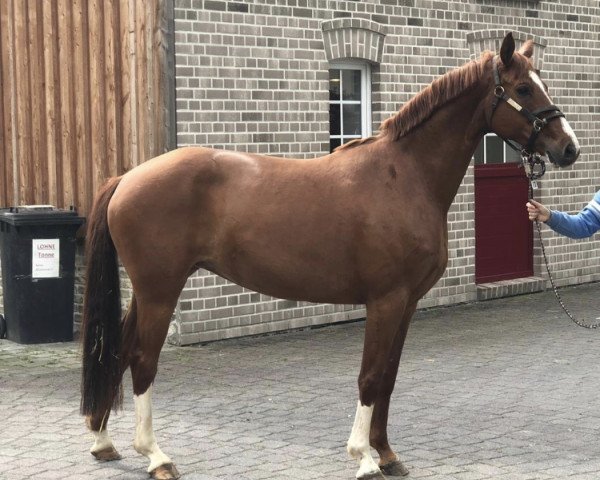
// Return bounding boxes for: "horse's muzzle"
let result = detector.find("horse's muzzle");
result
[547,142,580,167]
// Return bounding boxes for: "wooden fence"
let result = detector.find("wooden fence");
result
[0,0,175,217]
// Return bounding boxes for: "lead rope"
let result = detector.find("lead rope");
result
[524,153,600,329]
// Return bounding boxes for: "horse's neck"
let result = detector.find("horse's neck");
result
[394,87,487,212]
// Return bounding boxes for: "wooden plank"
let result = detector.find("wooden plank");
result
[14,0,34,204]
[119,0,132,173]
[128,0,139,169]
[150,0,170,156]
[110,0,124,177]
[7,0,19,206]
[0,4,5,206]
[152,0,162,154]
[145,0,155,158]
[104,0,119,179]
[159,0,176,153]
[135,0,147,165]
[0,0,11,206]
[57,0,77,209]
[5,0,19,206]
[42,0,62,208]
[28,0,48,203]
[72,0,92,215]
[88,0,108,194]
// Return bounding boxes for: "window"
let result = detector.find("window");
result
[329,62,372,152]
[474,134,521,165]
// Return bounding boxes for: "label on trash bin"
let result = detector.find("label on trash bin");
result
[32,239,60,278]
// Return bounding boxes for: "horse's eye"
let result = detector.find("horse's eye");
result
[516,84,532,97]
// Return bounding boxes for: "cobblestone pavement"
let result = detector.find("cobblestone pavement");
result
[3,284,600,479]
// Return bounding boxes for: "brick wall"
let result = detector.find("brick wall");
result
[169,0,600,345]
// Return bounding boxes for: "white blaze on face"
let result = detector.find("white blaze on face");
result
[529,70,552,103]
[558,117,580,150]
[529,70,579,149]
[347,401,380,478]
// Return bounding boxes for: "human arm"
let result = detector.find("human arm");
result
[536,191,600,239]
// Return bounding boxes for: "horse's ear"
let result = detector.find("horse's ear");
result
[500,32,515,67]
[519,40,534,59]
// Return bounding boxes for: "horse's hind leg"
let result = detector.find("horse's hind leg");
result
[87,299,137,462]
[347,292,410,480]
[134,384,177,479]
[88,401,122,461]
[129,292,183,480]
[88,416,121,461]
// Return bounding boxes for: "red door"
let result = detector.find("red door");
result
[475,163,533,283]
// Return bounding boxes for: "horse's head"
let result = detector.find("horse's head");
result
[487,33,579,167]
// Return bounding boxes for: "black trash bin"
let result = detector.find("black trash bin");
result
[0,206,85,344]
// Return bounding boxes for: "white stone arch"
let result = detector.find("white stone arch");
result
[466,30,548,71]
[321,18,387,65]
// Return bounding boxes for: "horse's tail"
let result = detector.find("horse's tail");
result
[80,176,124,418]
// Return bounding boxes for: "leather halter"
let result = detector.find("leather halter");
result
[488,56,565,155]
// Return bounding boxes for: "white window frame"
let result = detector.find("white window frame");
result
[329,61,372,149]
[474,133,521,165]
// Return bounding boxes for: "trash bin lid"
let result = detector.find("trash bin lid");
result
[0,205,85,226]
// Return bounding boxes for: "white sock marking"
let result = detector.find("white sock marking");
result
[91,428,115,454]
[347,401,380,478]
[134,385,172,473]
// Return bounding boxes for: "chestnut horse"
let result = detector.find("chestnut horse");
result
[81,33,579,480]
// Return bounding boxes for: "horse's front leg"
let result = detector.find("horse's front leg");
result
[368,302,417,477]
[347,292,410,479]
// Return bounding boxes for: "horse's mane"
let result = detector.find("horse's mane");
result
[337,51,495,151]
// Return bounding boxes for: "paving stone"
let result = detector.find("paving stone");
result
[2,284,600,478]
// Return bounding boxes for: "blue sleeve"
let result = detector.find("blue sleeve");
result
[545,190,600,239]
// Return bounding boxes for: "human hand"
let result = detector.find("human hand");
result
[526,199,551,223]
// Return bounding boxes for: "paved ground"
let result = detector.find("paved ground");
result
[3,284,600,480]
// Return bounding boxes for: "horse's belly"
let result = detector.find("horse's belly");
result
[210,243,364,304]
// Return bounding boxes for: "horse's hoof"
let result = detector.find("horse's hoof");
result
[149,463,180,480]
[91,446,122,462]
[380,459,409,476]
[357,471,386,480]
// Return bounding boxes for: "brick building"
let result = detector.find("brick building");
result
[166,0,600,345]
[1,0,599,346]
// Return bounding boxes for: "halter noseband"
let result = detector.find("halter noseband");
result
[489,56,565,158]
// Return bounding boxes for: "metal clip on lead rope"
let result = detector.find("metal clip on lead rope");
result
[522,152,545,190]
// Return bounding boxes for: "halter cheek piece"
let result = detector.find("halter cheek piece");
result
[488,56,565,179]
